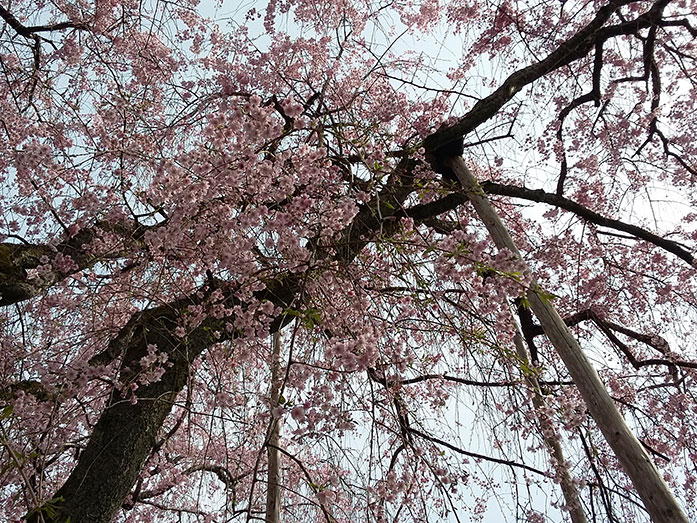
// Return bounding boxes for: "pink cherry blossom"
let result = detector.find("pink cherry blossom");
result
[1,0,697,522]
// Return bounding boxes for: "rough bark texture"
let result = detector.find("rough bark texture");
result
[0,221,140,306]
[446,155,688,523]
[21,163,418,522]
[27,297,225,522]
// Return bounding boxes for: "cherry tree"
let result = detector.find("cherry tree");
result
[1,0,697,521]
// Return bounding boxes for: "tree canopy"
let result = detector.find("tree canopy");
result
[1,0,697,521]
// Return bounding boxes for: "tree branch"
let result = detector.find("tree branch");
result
[0,5,85,38]
[27,161,420,522]
[480,182,695,266]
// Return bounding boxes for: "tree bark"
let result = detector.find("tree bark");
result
[27,300,219,523]
[25,277,297,523]
[447,155,688,523]
[23,162,419,522]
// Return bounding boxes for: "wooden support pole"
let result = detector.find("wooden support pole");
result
[447,156,687,523]
[512,325,588,523]
[265,332,283,523]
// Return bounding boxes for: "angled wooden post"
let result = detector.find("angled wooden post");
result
[265,332,283,523]
[447,156,688,523]
[511,325,588,523]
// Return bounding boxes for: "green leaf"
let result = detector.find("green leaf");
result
[518,294,531,308]
[1,405,13,419]
[283,307,322,329]
[26,496,65,519]
[534,286,558,304]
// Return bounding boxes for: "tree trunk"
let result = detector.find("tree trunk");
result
[447,155,688,523]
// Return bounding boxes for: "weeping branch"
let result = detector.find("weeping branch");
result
[443,154,687,523]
